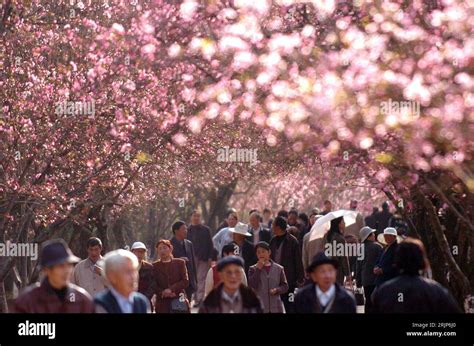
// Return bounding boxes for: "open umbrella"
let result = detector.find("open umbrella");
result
[308,210,358,242]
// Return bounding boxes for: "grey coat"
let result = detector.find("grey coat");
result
[248,261,289,313]
[355,240,383,287]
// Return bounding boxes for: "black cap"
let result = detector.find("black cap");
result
[39,239,80,268]
[255,241,270,252]
[306,252,339,273]
[216,256,244,272]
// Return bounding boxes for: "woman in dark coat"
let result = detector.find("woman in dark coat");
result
[324,217,350,285]
[372,238,461,313]
[152,239,190,313]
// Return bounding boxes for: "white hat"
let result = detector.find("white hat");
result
[359,226,376,242]
[228,222,252,236]
[131,241,147,250]
[377,227,402,244]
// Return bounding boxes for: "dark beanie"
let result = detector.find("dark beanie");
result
[216,255,244,272]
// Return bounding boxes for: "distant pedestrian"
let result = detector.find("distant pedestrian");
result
[374,228,399,287]
[364,207,379,229]
[152,239,190,313]
[323,217,351,286]
[212,211,238,257]
[71,237,107,296]
[131,242,154,310]
[186,210,215,306]
[248,242,288,313]
[229,222,257,274]
[375,202,393,234]
[269,216,304,313]
[170,220,197,300]
[262,208,273,229]
[248,211,272,245]
[321,200,332,215]
[355,227,382,313]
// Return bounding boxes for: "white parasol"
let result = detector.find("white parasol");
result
[308,210,358,242]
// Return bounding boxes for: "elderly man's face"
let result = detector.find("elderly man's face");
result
[108,258,138,297]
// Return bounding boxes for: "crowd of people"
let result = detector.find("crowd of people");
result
[14,202,462,314]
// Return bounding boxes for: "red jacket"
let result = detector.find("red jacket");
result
[15,278,94,313]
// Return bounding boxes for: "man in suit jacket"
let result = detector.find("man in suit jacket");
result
[248,211,272,246]
[94,249,150,313]
[170,221,198,300]
[295,252,356,313]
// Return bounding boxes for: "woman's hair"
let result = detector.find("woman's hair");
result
[155,239,173,251]
[395,238,430,275]
[327,216,343,241]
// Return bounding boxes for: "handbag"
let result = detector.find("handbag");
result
[164,261,189,313]
[170,297,189,313]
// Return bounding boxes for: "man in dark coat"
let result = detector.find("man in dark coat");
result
[94,249,150,313]
[15,239,94,313]
[374,228,399,287]
[229,222,257,275]
[199,256,262,313]
[355,227,383,313]
[187,210,214,305]
[269,216,305,313]
[131,242,155,310]
[248,211,272,245]
[375,202,393,234]
[170,220,198,300]
[295,252,356,313]
[372,238,461,313]
[364,207,379,229]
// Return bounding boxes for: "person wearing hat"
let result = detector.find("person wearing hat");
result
[229,222,257,275]
[355,227,382,313]
[373,227,400,287]
[199,256,263,313]
[71,237,107,296]
[131,241,155,310]
[14,239,94,313]
[294,252,356,313]
[212,211,239,258]
[248,242,288,313]
[204,243,248,298]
